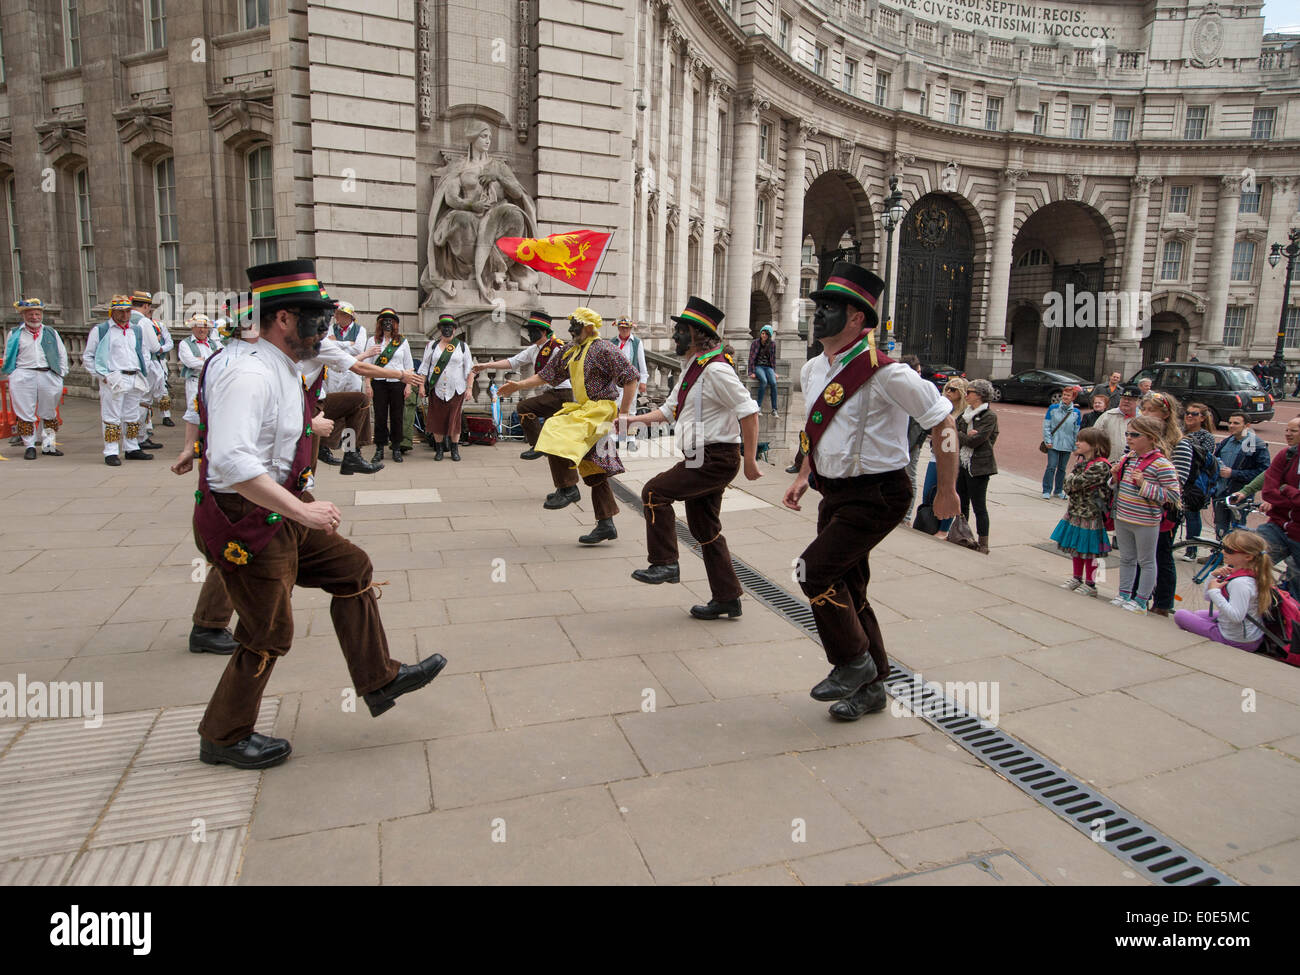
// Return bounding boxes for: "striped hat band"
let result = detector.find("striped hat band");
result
[13,298,43,309]
[679,308,719,331]
[822,276,879,309]
[109,296,133,309]
[525,316,552,330]
[251,273,322,301]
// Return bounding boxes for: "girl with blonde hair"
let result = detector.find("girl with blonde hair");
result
[1140,390,1190,615]
[1109,414,1181,614]
[1173,530,1270,649]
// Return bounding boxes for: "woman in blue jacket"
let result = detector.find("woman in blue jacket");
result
[1041,385,1082,499]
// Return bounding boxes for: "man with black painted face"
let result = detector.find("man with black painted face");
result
[629,297,762,618]
[783,262,960,721]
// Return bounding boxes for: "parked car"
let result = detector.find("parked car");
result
[1128,362,1274,428]
[919,362,967,390]
[989,368,1093,405]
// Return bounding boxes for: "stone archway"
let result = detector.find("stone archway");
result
[802,170,876,286]
[1010,200,1117,379]
[896,193,975,367]
[748,290,774,340]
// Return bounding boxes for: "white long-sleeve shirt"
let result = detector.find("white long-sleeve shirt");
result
[369,338,413,384]
[1207,575,1265,644]
[614,334,648,385]
[11,325,68,374]
[662,358,758,447]
[206,341,307,492]
[83,319,160,375]
[420,339,472,399]
[299,335,359,388]
[800,351,951,478]
[325,323,367,394]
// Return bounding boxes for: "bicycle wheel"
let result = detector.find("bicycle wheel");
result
[1169,539,1222,614]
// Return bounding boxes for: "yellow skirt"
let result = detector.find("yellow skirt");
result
[535,398,617,475]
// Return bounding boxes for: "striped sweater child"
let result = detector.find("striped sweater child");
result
[1113,449,1182,526]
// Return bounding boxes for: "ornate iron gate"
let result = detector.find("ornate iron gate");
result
[896,195,974,368]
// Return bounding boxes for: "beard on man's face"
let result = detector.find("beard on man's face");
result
[673,326,692,356]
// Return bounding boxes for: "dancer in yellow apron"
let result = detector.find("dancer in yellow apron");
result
[499,307,639,544]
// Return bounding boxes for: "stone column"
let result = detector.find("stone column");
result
[1202,174,1241,352]
[1108,174,1159,376]
[982,168,1023,342]
[650,17,676,325]
[673,55,699,308]
[724,92,768,338]
[700,79,726,308]
[778,121,815,334]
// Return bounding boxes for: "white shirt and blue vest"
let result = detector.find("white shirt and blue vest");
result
[3,325,68,377]
[325,320,367,394]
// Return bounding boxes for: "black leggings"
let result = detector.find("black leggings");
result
[958,468,991,536]
[372,382,405,448]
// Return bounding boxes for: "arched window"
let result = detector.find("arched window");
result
[246,146,276,264]
[1014,247,1050,268]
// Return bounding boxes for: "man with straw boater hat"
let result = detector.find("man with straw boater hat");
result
[629,296,762,619]
[317,299,367,466]
[498,307,639,545]
[2,298,68,460]
[784,261,959,721]
[191,259,447,768]
[132,289,173,447]
[82,294,161,466]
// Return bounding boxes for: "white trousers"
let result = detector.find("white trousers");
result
[9,369,63,449]
[98,373,148,455]
[140,359,171,425]
[184,377,199,417]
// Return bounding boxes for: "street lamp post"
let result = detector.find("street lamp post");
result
[879,175,907,346]
[1267,228,1300,395]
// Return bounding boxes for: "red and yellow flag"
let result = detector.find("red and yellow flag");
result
[497,230,612,291]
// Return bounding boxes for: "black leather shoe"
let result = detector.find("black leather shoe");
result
[690,598,742,619]
[810,654,879,701]
[200,732,292,769]
[372,446,385,463]
[162,417,176,427]
[318,445,341,466]
[632,563,680,584]
[520,448,542,460]
[544,486,581,509]
[829,681,889,721]
[579,518,617,544]
[340,450,383,475]
[104,454,122,467]
[392,447,403,463]
[124,449,154,460]
[785,462,800,474]
[363,653,448,717]
[449,443,460,462]
[42,446,63,456]
[23,447,36,460]
[189,625,238,655]
[140,438,164,450]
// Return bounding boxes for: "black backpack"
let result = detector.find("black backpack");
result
[1181,439,1211,510]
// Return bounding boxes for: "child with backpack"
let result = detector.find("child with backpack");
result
[1109,415,1182,614]
[1052,427,1113,597]
[1173,530,1269,650]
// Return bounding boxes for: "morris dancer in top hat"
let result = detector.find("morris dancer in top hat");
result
[192,259,447,768]
[471,311,566,458]
[498,307,638,544]
[784,262,959,721]
[2,299,68,460]
[630,297,761,618]
[83,295,161,466]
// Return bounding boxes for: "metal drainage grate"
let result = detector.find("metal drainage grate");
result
[610,479,1235,886]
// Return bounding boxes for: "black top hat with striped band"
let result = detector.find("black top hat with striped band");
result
[524,311,553,334]
[246,259,337,316]
[670,296,724,342]
[810,261,884,327]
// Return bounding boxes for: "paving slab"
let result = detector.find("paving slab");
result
[1015,637,1190,696]
[380,786,653,885]
[877,852,1044,886]
[240,824,380,886]
[787,843,902,886]
[610,755,872,884]
[484,657,671,728]
[1125,672,1297,748]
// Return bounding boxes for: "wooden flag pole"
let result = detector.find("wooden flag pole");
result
[584,232,615,301]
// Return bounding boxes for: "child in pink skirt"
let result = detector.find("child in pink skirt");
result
[1051,427,1113,597]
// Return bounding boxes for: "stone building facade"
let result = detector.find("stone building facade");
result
[1,0,1297,421]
